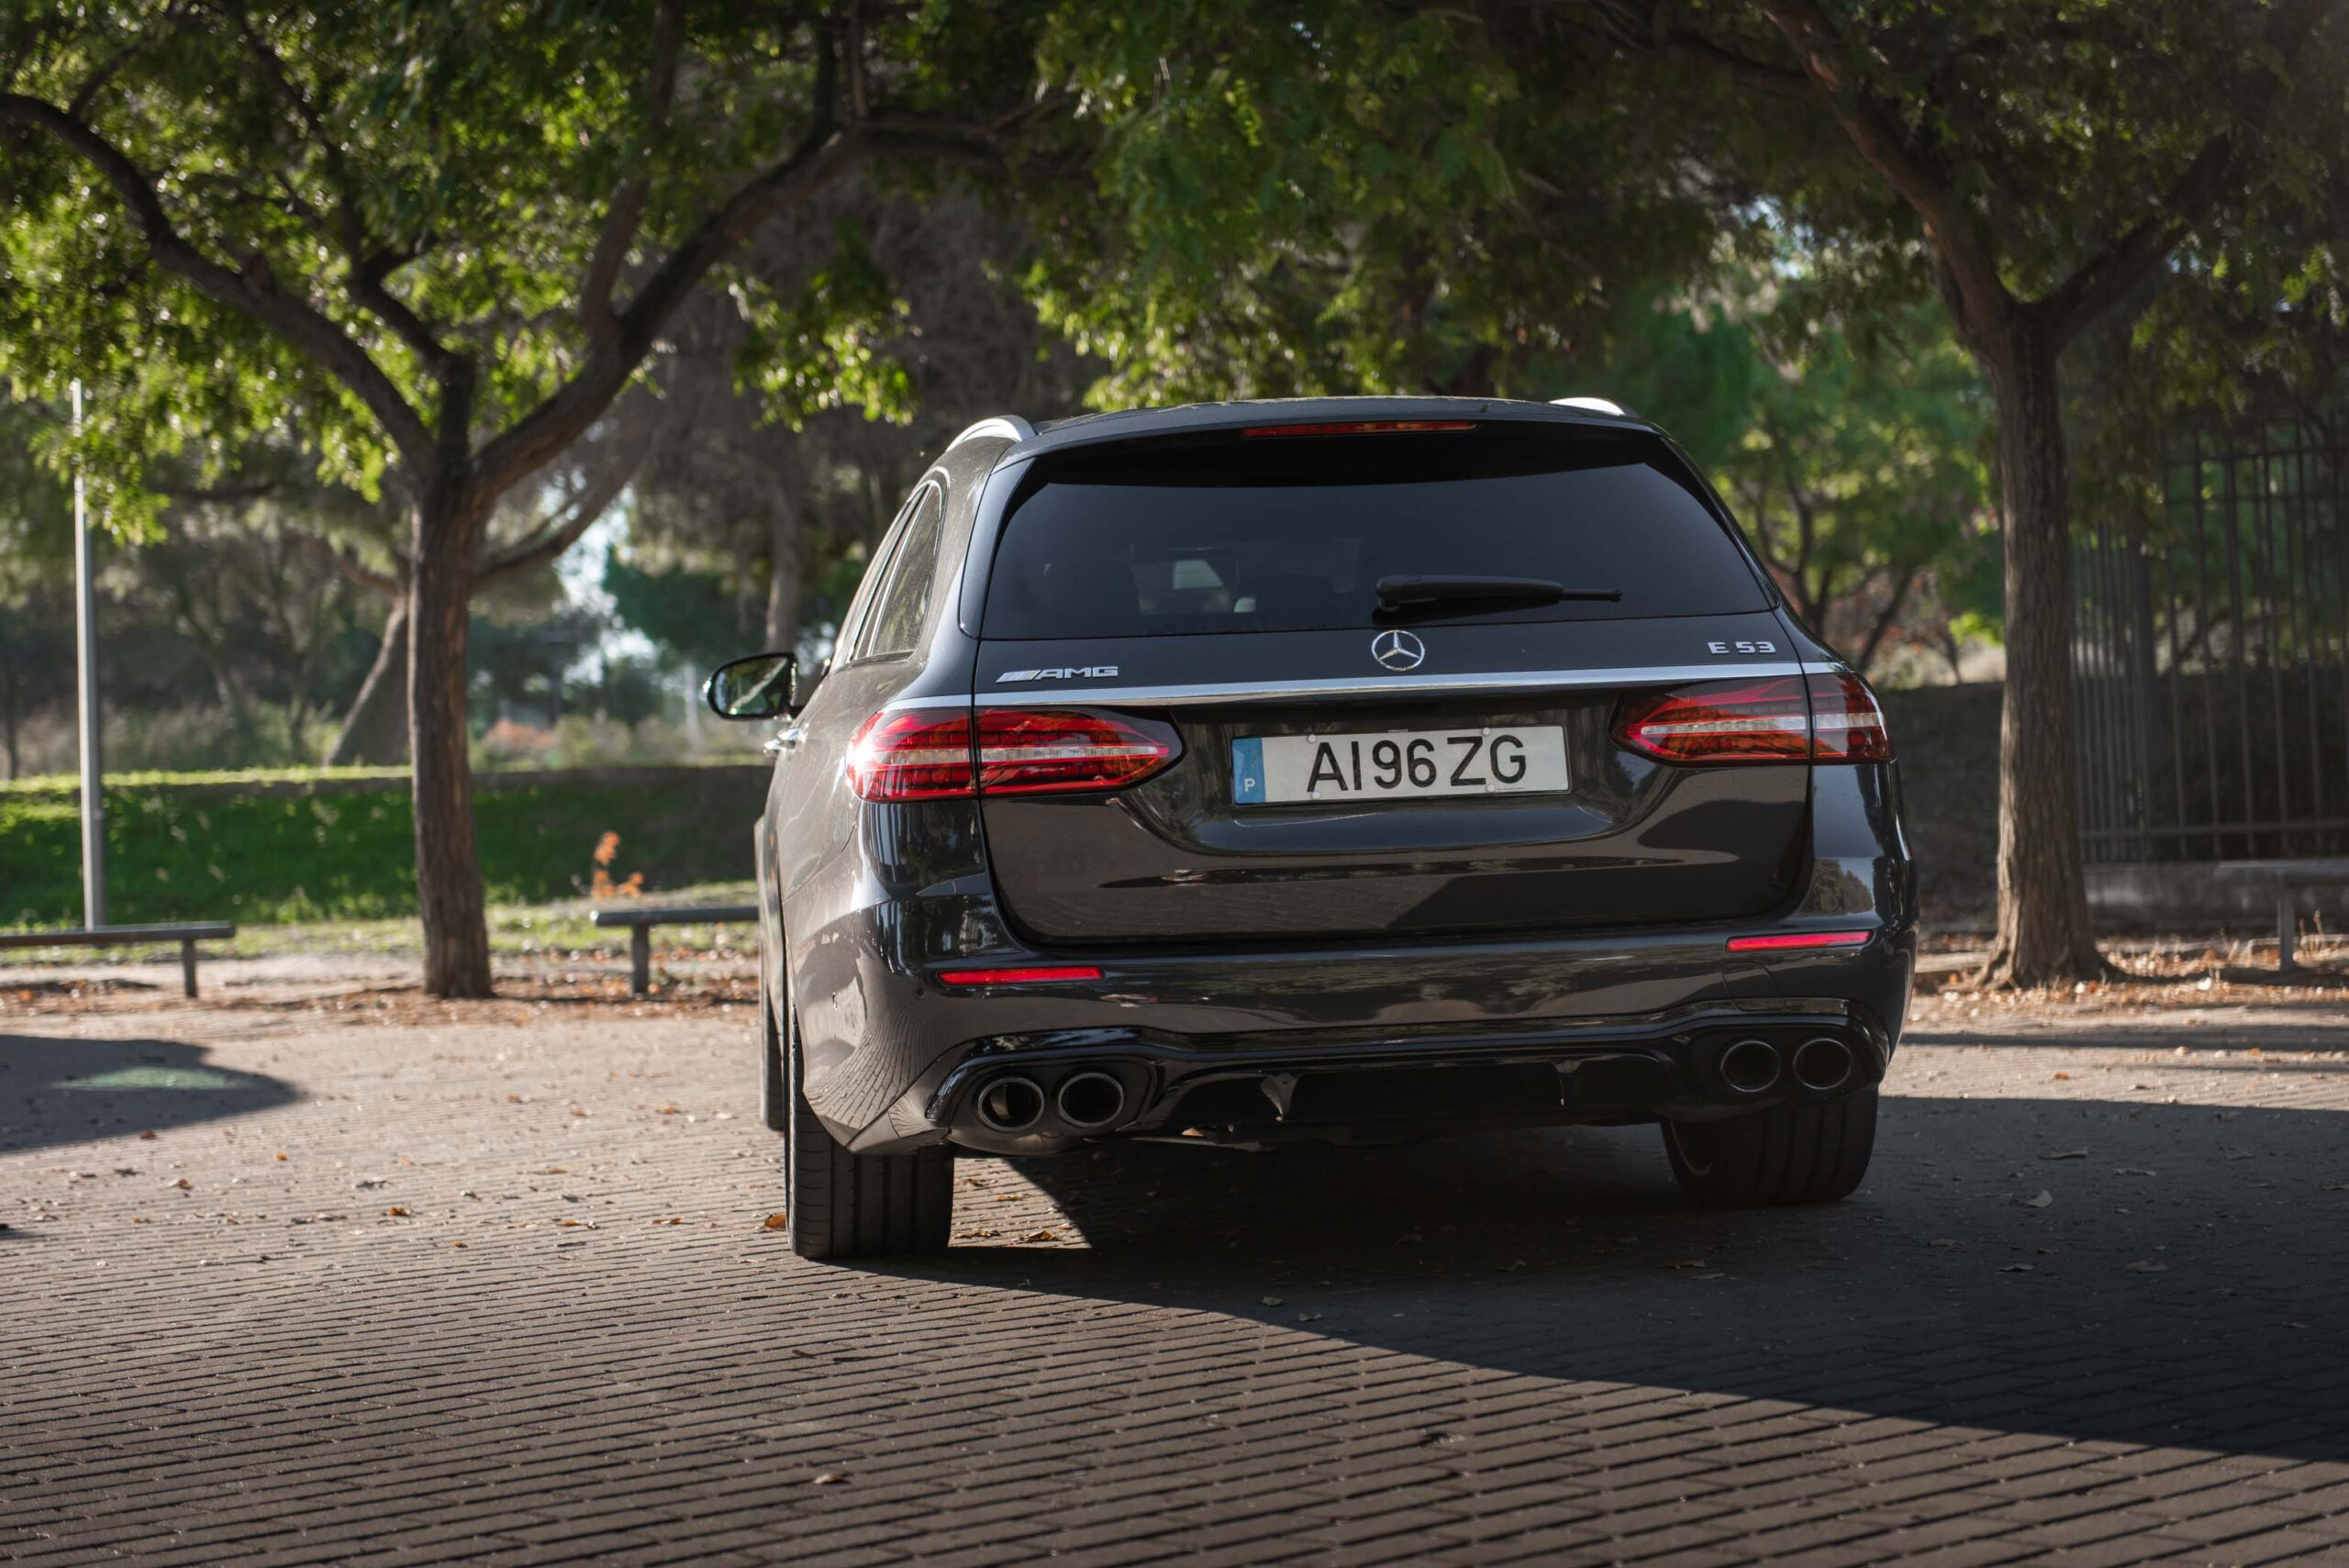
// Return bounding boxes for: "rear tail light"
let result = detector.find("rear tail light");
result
[846,708,1180,802]
[1241,420,1475,438]
[1806,672,1894,762]
[1612,673,1892,764]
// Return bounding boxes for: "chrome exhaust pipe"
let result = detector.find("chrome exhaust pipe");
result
[1717,1038,1782,1095]
[1792,1036,1854,1092]
[1055,1071,1128,1131]
[974,1075,1046,1133]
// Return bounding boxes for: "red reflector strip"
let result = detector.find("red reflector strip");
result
[1724,930,1873,952]
[1241,420,1476,438]
[936,965,1104,986]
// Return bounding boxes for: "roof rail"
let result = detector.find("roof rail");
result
[1551,395,1630,417]
[947,415,1038,449]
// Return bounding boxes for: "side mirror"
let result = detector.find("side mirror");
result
[705,651,799,721]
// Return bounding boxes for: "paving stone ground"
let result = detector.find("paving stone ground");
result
[5,973,2349,1566]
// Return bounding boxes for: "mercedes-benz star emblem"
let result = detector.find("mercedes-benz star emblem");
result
[1371,628,1427,672]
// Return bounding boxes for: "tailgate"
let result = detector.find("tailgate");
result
[975,616,1809,944]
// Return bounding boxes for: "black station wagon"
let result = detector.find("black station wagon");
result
[707,395,1916,1259]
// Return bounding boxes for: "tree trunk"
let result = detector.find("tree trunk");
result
[763,496,804,653]
[326,597,411,765]
[408,481,494,998]
[1976,328,2107,986]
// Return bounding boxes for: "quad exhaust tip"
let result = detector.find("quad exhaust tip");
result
[1718,1038,1782,1095]
[1792,1036,1854,1092]
[1055,1071,1128,1131]
[974,1075,1046,1133]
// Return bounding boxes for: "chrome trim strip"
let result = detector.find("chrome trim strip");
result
[946,415,1036,450]
[953,662,1811,708]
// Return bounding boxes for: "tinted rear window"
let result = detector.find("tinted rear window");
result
[982,424,1767,639]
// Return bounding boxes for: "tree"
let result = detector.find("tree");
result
[1024,1,1733,406]
[630,182,1092,661]
[1,1,1026,994]
[1608,0,2348,984]
[1720,296,1992,675]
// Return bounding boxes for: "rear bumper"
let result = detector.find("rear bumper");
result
[891,995,1896,1154]
[792,760,1917,1152]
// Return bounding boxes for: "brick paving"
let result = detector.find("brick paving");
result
[5,981,2349,1564]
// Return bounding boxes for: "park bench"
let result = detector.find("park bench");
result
[590,903,758,995]
[2213,860,2349,972]
[0,921,238,998]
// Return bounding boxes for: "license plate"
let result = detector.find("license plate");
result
[1232,727,1569,805]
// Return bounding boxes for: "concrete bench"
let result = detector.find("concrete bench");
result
[2214,861,2349,971]
[589,903,758,995]
[0,921,238,998]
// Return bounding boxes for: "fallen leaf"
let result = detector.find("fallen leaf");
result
[1261,1296,1285,1307]
[274,1153,287,1162]
[139,1130,157,1140]
[2126,1260,2168,1273]
[163,1177,192,1191]
[811,1473,847,1485]
[1023,1229,1058,1242]
[352,1177,385,1191]
[385,1207,410,1218]
[2115,1167,2158,1177]
[2039,1150,2087,1161]
[1294,1312,1322,1323]
[656,1105,681,1115]
[2020,1190,2054,1209]
[762,1212,789,1230]
[2052,1072,2073,1081]
[2000,1264,2035,1273]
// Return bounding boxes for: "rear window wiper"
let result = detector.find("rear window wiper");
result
[1374,574,1622,617]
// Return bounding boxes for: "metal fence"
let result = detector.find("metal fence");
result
[2075,415,2349,863]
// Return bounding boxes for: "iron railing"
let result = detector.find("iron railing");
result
[2075,416,2349,862]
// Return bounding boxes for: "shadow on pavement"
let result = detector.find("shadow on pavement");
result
[0,1033,297,1157]
[897,1093,2349,1462]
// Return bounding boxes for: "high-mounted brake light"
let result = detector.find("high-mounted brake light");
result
[1241,419,1476,438]
[1725,930,1873,952]
[937,965,1104,986]
[1612,673,1892,764]
[846,708,1181,803]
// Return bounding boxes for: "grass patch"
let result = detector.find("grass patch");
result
[0,767,769,929]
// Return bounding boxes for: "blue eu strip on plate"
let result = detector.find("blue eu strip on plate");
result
[1231,737,1266,805]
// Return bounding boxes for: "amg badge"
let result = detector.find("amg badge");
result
[996,665,1119,683]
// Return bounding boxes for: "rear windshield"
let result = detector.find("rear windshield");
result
[981,423,1768,640]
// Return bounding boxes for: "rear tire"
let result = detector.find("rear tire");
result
[1662,1089,1876,1207]
[779,1000,952,1260]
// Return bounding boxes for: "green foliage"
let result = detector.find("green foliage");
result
[601,550,748,672]
[1025,1,1723,405]
[0,2,1034,522]
[0,766,769,927]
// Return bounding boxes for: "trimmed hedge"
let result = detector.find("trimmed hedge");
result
[0,764,770,928]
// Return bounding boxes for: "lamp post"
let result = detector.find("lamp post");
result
[71,378,106,929]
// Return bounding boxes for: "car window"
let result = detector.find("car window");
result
[834,493,919,666]
[981,425,1768,639]
[859,484,944,661]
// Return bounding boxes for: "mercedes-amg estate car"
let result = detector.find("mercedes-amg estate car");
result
[707,396,1916,1259]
